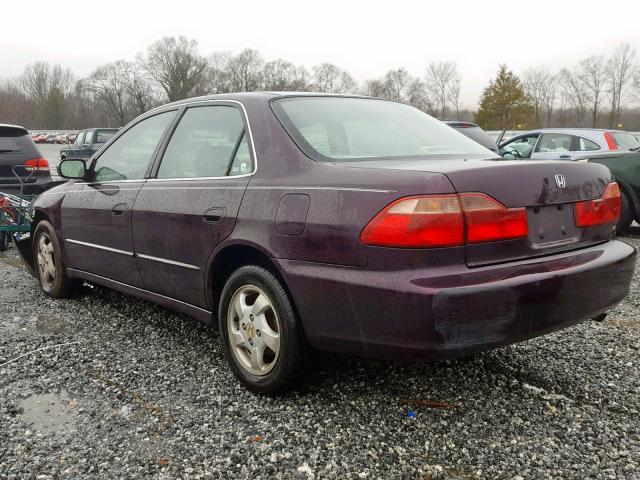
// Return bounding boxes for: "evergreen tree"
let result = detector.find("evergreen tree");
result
[475,65,534,129]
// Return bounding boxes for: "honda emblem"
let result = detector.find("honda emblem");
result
[554,174,566,188]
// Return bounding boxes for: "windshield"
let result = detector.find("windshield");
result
[610,131,640,150]
[272,97,495,162]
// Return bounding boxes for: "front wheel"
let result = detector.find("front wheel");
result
[218,265,307,394]
[33,220,76,298]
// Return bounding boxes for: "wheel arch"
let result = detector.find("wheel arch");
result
[205,242,300,328]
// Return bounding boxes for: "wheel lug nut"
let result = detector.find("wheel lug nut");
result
[242,324,246,330]
[250,314,254,321]
[248,338,253,345]
[256,330,261,337]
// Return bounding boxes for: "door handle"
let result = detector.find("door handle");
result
[203,207,225,223]
[112,203,128,216]
[559,155,571,159]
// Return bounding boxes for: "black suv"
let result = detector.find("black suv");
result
[60,128,118,160]
[444,121,499,153]
[0,124,52,194]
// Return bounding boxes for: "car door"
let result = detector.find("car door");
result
[60,110,178,286]
[499,133,540,159]
[530,132,575,160]
[63,131,84,159]
[132,102,255,308]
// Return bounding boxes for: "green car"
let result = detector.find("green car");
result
[582,150,640,233]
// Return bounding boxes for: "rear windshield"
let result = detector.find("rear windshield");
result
[451,126,498,152]
[95,130,117,144]
[272,97,495,162]
[610,131,640,150]
[0,129,38,154]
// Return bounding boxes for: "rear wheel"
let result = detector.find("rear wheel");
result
[616,190,633,235]
[218,265,306,394]
[0,232,9,252]
[33,220,76,298]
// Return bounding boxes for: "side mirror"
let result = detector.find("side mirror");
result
[58,159,86,179]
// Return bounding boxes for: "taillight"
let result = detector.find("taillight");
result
[24,157,50,171]
[360,195,464,247]
[360,193,528,248]
[459,193,528,243]
[574,182,621,227]
[604,132,618,150]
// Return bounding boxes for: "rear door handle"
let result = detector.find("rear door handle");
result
[112,203,128,216]
[559,155,571,159]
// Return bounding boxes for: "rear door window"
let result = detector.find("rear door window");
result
[576,136,601,152]
[157,105,249,179]
[535,133,573,153]
[95,130,117,144]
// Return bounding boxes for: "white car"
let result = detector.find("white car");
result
[499,128,640,160]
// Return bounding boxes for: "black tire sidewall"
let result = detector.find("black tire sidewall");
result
[0,232,8,252]
[617,190,633,234]
[218,265,302,394]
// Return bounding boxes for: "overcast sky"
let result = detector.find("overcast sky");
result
[1,0,639,108]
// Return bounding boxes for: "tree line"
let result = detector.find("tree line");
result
[0,36,639,131]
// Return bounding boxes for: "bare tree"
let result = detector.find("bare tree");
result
[311,63,356,93]
[559,68,588,126]
[575,55,607,128]
[607,43,636,127]
[226,49,264,92]
[448,75,462,120]
[522,66,556,127]
[126,57,158,115]
[407,78,433,113]
[263,59,301,91]
[144,36,208,102]
[85,61,132,126]
[425,61,459,119]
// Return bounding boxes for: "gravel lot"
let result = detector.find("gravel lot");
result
[1,233,639,479]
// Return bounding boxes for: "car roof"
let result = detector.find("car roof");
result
[155,91,376,111]
[522,128,628,134]
[0,124,28,135]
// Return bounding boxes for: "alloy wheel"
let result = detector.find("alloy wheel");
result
[227,285,281,376]
[37,233,56,289]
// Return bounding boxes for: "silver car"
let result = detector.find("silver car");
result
[499,128,640,161]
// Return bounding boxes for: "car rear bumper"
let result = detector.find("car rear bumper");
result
[275,240,636,360]
[0,174,53,195]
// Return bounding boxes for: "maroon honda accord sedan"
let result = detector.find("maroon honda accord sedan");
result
[17,93,635,393]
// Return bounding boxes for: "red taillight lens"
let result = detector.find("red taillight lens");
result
[604,132,618,150]
[360,193,529,248]
[24,157,50,171]
[574,182,621,227]
[360,195,464,247]
[459,193,528,243]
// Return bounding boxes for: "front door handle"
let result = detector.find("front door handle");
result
[112,203,128,216]
[559,155,571,159]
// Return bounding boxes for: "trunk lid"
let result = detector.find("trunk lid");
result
[340,158,616,266]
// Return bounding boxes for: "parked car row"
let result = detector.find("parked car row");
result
[10,93,635,394]
[32,132,78,144]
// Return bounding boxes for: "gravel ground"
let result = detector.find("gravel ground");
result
[1,233,639,480]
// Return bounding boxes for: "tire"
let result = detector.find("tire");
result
[0,232,9,252]
[33,220,76,298]
[218,265,306,394]
[616,190,633,235]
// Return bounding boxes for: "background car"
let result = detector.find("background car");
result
[0,124,52,195]
[444,121,499,153]
[500,128,640,160]
[59,128,118,160]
